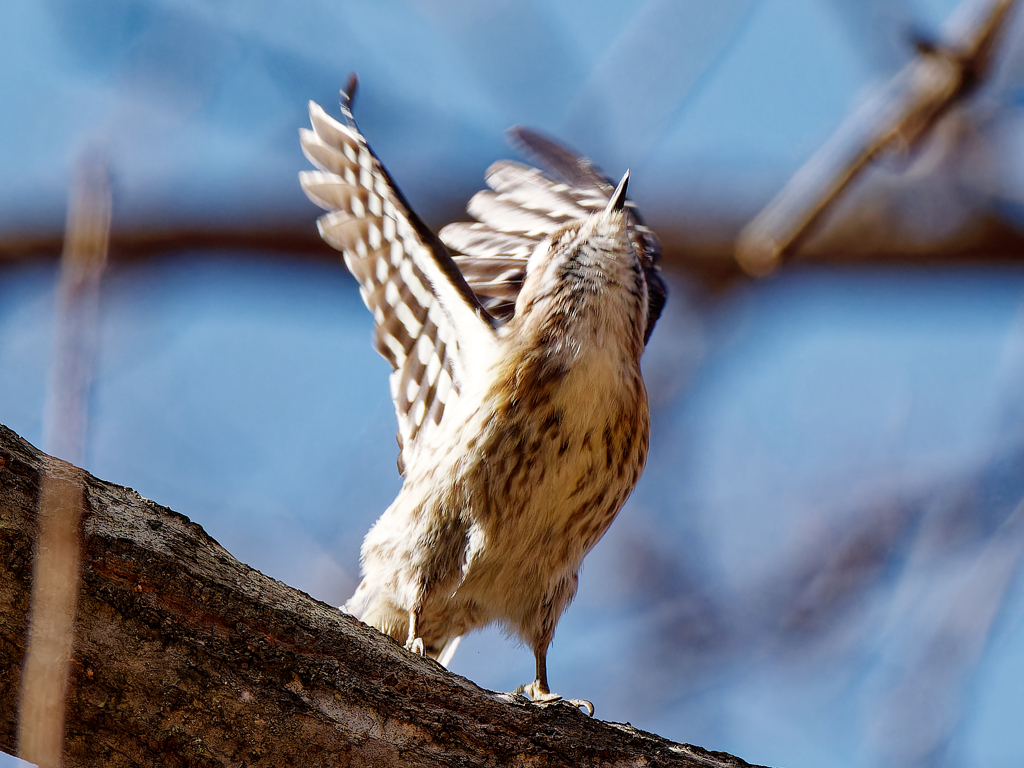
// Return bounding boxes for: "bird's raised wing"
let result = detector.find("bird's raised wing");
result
[299,83,497,475]
[440,127,667,340]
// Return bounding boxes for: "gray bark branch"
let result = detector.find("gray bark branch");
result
[0,424,766,768]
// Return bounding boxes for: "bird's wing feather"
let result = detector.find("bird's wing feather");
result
[300,99,497,474]
[440,128,667,336]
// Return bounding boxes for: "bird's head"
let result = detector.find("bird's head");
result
[517,171,641,309]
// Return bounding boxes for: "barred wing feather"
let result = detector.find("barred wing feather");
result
[300,97,666,475]
[299,98,496,475]
[441,127,667,337]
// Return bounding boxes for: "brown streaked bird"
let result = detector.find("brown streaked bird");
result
[299,76,665,714]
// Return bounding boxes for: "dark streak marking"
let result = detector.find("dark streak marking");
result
[604,425,614,469]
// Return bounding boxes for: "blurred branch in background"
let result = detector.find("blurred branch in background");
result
[17,154,111,768]
[1,0,1023,290]
[41,153,111,466]
[613,432,1024,760]
[0,227,320,269]
[868,491,1024,767]
[736,0,1020,276]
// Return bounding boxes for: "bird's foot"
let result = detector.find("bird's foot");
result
[406,637,425,656]
[513,681,594,716]
[565,698,595,717]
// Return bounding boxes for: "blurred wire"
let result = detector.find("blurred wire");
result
[562,0,756,170]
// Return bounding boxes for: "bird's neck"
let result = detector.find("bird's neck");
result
[501,258,647,406]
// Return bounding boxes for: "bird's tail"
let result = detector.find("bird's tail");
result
[436,635,461,667]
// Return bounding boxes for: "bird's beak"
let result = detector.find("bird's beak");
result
[603,170,630,218]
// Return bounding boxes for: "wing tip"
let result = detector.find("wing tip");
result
[341,72,359,110]
[308,99,327,120]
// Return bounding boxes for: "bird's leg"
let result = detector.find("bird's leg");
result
[513,647,594,716]
[520,649,557,701]
[405,608,425,656]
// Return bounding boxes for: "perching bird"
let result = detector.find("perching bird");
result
[299,76,665,713]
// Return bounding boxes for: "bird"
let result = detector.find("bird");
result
[299,76,666,714]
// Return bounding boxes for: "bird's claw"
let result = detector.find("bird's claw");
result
[513,682,594,716]
[406,637,425,656]
[567,698,595,717]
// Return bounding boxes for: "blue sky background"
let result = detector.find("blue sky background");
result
[4,2,1024,767]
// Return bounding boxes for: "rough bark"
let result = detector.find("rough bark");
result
[0,423,767,767]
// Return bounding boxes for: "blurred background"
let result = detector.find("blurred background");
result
[2,0,1024,766]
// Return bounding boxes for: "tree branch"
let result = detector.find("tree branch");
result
[0,424,765,768]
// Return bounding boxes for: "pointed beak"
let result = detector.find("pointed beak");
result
[603,170,630,218]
